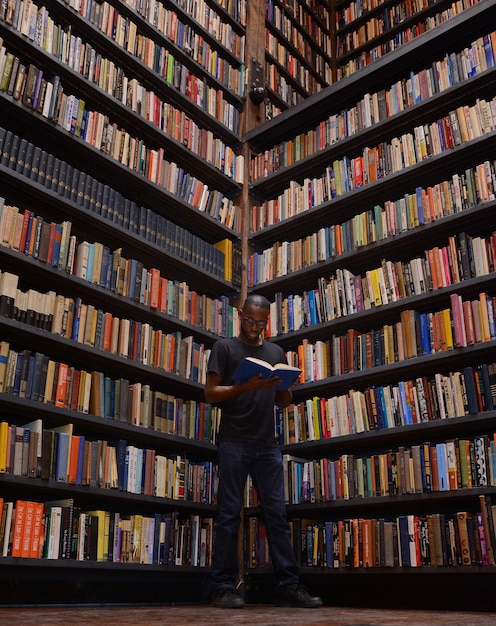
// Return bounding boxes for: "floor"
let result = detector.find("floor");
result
[1,605,495,626]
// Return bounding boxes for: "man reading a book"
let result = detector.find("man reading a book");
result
[205,293,323,609]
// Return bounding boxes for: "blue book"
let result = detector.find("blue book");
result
[111,439,127,491]
[415,186,425,224]
[398,381,412,425]
[103,376,111,419]
[396,515,411,566]
[486,297,496,339]
[123,448,129,492]
[323,520,333,567]
[71,297,83,340]
[51,223,63,268]
[24,354,36,399]
[100,246,111,288]
[232,356,301,391]
[136,448,144,494]
[307,289,317,325]
[462,366,480,414]
[436,442,449,491]
[55,432,70,482]
[76,435,85,485]
[85,243,95,284]
[478,364,494,411]
[11,350,26,396]
[327,460,336,501]
[128,259,138,300]
[287,294,294,332]
[483,34,495,67]
[418,312,431,355]
[373,386,386,429]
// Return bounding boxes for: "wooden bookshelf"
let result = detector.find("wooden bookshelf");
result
[0,0,245,605]
[243,0,496,609]
[263,0,333,117]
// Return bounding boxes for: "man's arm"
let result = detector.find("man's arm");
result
[204,371,284,404]
[276,389,293,408]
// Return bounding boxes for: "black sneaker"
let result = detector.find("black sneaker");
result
[211,588,245,609]
[274,584,323,608]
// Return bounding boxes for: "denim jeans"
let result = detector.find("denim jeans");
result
[212,440,299,591]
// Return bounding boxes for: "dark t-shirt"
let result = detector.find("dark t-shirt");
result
[207,336,287,444]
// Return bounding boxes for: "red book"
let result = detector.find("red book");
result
[102,312,114,352]
[367,147,378,182]
[29,502,44,558]
[190,290,197,327]
[427,248,439,290]
[470,299,482,343]
[319,397,329,438]
[353,155,364,187]
[197,402,205,441]
[478,292,491,342]
[450,293,467,347]
[406,380,419,423]
[346,328,360,372]
[430,446,439,492]
[17,209,32,253]
[143,448,155,496]
[55,362,69,408]
[132,321,140,361]
[11,500,27,557]
[153,329,163,368]
[448,235,461,283]
[490,233,496,271]
[426,187,436,222]
[46,221,57,265]
[441,116,455,149]
[191,180,204,207]
[67,435,80,484]
[21,500,36,558]
[361,518,374,567]
[158,277,167,312]
[69,368,82,411]
[441,246,452,286]
[463,300,476,345]
[27,215,38,257]
[148,268,160,309]
[334,458,343,500]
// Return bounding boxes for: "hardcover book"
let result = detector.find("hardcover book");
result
[232,357,301,390]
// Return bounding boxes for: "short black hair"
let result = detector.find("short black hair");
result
[242,293,270,311]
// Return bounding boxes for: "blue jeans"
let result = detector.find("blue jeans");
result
[212,441,299,591]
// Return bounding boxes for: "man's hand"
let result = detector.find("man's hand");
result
[243,373,281,391]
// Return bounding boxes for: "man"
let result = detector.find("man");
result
[204,293,323,609]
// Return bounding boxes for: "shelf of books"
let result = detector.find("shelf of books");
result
[0,0,247,606]
[243,0,496,609]
[263,0,333,120]
[334,0,482,80]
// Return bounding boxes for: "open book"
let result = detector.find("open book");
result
[233,357,301,390]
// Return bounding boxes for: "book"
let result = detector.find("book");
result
[232,357,301,390]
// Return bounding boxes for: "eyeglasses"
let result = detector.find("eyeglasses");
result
[242,315,268,328]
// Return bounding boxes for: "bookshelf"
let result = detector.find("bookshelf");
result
[2,0,496,611]
[263,0,334,120]
[335,0,480,80]
[0,0,246,606]
[243,0,496,610]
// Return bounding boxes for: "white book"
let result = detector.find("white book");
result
[47,506,62,559]
[41,79,53,118]
[2,501,14,556]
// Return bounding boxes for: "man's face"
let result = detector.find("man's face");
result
[239,304,269,345]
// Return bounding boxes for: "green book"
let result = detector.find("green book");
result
[0,52,14,92]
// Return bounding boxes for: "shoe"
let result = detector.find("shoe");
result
[211,588,245,608]
[274,584,323,608]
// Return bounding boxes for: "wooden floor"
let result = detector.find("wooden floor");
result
[1,605,495,625]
